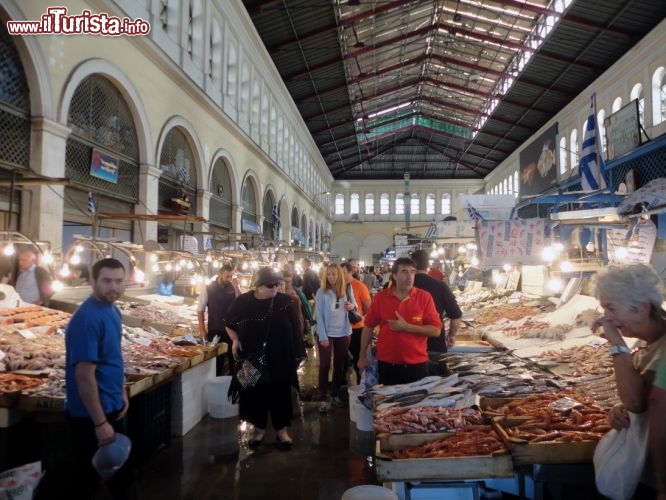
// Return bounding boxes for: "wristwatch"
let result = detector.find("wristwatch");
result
[608,344,631,356]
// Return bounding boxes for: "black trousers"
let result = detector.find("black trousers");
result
[54,410,136,500]
[239,382,293,431]
[377,360,428,385]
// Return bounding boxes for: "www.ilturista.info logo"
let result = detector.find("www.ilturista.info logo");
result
[6,7,151,36]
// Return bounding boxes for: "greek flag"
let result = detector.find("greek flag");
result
[425,220,437,238]
[178,165,188,185]
[271,203,281,238]
[467,202,484,221]
[87,192,96,216]
[579,95,607,191]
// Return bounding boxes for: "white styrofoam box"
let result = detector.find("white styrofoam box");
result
[171,359,215,436]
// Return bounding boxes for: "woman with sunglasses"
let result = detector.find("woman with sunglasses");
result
[225,267,305,449]
[315,263,356,413]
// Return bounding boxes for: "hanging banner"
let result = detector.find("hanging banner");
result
[607,220,656,265]
[477,218,549,266]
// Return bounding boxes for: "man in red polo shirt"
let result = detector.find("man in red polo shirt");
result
[358,257,442,385]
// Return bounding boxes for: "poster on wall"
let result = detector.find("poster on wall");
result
[519,123,558,197]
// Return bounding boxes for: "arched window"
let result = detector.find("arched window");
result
[395,194,404,215]
[425,194,435,215]
[503,178,508,194]
[514,171,519,198]
[240,177,257,222]
[651,67,666,125]
[559,136,567,174]
[380,193,389,214]
[508,173,514,195]
[440,193,451,215]
[410,195,420,215]
[335,194,344,215]
[630,83,645,127]
[570,129,578,170]
[611,97,622,113]
[365,193,374,214]
[350,193,360,214]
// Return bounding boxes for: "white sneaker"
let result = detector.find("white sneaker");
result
[319,401,331,413]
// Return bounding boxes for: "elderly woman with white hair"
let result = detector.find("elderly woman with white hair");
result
[592,263,666,495]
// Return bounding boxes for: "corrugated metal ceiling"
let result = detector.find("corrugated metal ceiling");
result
[242,0,666,181]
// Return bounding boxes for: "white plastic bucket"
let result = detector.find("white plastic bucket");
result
[205,376,238,418]
[348,385,373,432]
[342,485,398,500]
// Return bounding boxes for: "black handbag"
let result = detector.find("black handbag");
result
[234,299,273,388]
[346,285,363,324]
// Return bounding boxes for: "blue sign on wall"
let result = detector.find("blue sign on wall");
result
[241,219,261,234]
[90,148,119,184]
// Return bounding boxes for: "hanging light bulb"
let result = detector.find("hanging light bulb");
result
[75,245,84,253]
[553,242,564,253]
[585,241,595,252]
[542,246,555,262]
[212,260,221,268]
[175,264,182,272]
[134,269,145,282]
[458,245,466,254]
[60,264,70,277]
[251,261,259,269]
[470,256,479,266]
[615,246,628,260]
[52,280,64,292]
[547,278,564,293]
[205,254,213,263]
[165,263,173,271]
[430,250,438,258]
[149,254,158,263]
[152,264,160,273]
[241,262,248,271]
[186,261,194,270]
[70,254,81,265]
[42,252,54,265]
[503,263,512,272]
[560,260,574,272]
[3,243,15,256]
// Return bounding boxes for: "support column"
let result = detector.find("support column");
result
[135,164,162,245]
[197,190,212,249]
[25,117,70,252]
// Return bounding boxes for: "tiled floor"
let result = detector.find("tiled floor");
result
[132,347,379,500]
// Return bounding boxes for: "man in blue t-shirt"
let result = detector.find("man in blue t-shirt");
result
[64,258,133,499]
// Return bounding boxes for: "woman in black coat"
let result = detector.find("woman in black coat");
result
[225,267,304,449]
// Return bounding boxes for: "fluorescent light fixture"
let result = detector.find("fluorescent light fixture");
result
[550,207,619,221]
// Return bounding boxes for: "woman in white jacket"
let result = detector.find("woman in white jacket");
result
[315,263,356,413]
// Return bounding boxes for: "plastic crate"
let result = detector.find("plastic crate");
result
[127,380,172,464]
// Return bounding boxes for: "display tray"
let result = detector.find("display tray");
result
[203,346,218,361]
[16,394,65,412]
[174,358,191,373]
[152,367,176,385]
[491,418,598,465]
[375,432,513,482]
[126,374,154,398]
[189,352,205,367]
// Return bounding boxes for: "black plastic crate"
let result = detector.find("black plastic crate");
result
[127,380,172,464]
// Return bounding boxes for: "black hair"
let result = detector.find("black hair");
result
[391,257,416,274]
[92,258,125,281]
[410,250,429,271]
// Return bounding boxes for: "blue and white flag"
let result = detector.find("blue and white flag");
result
[425,220,437,238]
[87,192,96,216]
[271,203,281,238]
[579,95,607,191]
[178,165,189,185]
[467,202,484,221]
